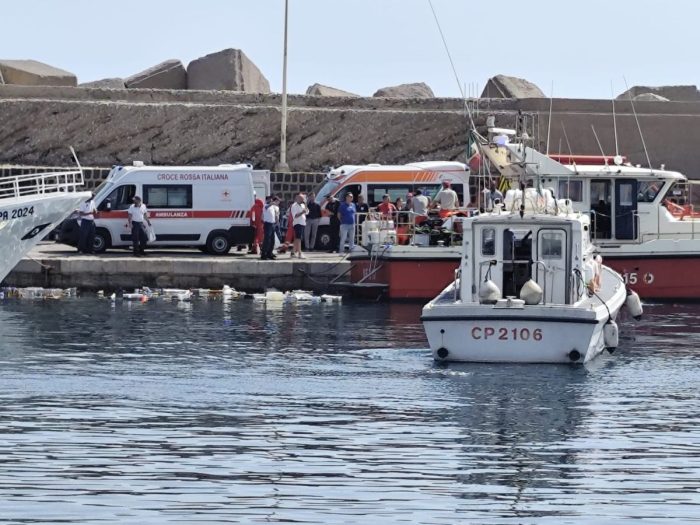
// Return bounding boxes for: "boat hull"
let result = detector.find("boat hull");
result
[423,315,605,363]
[605,255,700,300]
[0,191,91,283]
[422,269,628,364]
[349,253,459,300]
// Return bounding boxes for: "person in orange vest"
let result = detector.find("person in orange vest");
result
[248,194,265,255]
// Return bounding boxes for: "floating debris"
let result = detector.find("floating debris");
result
[1,286,77,300]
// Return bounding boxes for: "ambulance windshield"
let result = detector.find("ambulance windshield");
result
[314,179,340,202]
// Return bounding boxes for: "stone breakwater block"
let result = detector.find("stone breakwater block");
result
[481,74,545,99]
[373,82,434,98]
[187,48,270,93]
[0,59,76,87]
[633,93,670,102]
[617,85,699,102]
[306,83,359,97]
[80,77,126,89]
[125,59,186,90]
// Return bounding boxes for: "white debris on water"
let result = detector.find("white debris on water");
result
[1,285,342,305]
[1,287,77,300]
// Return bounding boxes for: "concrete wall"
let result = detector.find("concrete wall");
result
[2,85,700,177]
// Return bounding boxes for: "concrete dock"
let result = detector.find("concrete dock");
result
[5,243,352,293]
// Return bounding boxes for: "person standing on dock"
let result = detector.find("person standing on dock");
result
[127,196,151,257]
[304,192,321,251]
[356,194,369,224]
[249,193,265,255]
[77,193,97,254]
[261,196,280,260]
[338,192,357,253]
[323,196,341,253]
[290,193,308,258]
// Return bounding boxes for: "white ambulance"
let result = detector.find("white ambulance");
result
[85,162,270,254]
[312,161,470,250]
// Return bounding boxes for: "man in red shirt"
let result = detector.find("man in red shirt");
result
[376,194,397,219]
[249,195,264,254]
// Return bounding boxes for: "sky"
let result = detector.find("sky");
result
[2,0,698,99]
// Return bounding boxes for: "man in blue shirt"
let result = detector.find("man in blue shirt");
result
[337,192,357,253]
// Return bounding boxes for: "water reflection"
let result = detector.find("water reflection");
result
[0,299,698,523]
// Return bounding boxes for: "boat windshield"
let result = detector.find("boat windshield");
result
[314,179,340,202]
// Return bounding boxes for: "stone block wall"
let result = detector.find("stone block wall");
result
[3,86,700,179]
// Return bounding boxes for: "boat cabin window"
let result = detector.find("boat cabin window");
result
[540,231,564,259]
[481,228,496,256]
[637,181,662,203]
[100,184,136,211]
[558,180,583,202]
[143,184,193,209]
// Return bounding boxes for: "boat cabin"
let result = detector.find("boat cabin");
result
[461,211,595,306]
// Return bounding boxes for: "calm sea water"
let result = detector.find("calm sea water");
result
[0,296,699,524]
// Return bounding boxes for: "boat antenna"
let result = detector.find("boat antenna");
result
[545,81,554,155]
[623,76,653,170]
[590,125,608,164]
[427,0,476,133]
[560,122,573,159]
[611,81,619,157]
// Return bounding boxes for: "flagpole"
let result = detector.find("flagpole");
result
[276,0,290,172]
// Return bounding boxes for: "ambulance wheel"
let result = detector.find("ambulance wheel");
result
[206,231,232,255]
[93,229,110,253]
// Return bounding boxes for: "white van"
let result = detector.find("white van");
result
[83,162,270,254]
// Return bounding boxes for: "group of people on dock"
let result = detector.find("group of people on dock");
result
[73,180,464,259]
[253,180,462,260]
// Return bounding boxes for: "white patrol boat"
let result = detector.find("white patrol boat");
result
[0,168,91,283]
[421,188,642,364]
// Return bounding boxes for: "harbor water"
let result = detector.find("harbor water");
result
[0,297,699,523]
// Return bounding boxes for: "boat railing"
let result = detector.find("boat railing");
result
[354,209,468,248]
[0,169,85,200]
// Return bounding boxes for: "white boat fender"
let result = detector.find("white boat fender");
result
[625,290,643,320]
[519,279,543,305]
[479,280,501,304]
[603,320,619,351]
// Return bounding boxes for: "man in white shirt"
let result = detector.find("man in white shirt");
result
[431,181,459,217]
[127,196,151,257]
[261,196,280,260]
[290,193,308,258]
[410,189,430,216]
[77,193,97,254]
